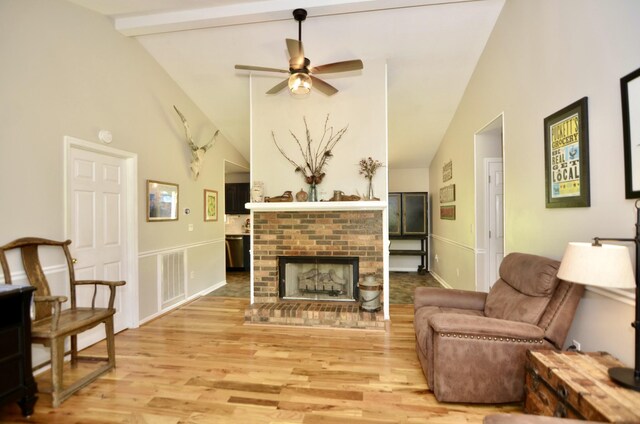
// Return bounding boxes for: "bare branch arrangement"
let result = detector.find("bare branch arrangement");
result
[271,115,348,185]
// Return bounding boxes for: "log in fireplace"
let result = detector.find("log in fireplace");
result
[278,256,359,301]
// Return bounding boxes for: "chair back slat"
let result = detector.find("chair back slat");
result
[21,244,53,320]
[0,237,72,321]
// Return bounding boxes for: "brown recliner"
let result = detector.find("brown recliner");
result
[414,252,584,403]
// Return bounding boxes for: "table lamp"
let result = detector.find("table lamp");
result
[558,220,639,391]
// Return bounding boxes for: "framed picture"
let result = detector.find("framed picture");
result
[204,189,218,221]
[440,205,456,220]
[439,184,456,203]
[544,97,590,208]
[443,160,453,182]
[622,67,640,198]
[147,180,179,221]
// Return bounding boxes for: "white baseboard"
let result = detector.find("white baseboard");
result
[429,271,452,289]
[389,267,423,273]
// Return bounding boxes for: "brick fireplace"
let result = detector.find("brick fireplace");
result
[245,202,387,329]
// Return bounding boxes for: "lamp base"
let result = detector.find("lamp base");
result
[609,367,640,392]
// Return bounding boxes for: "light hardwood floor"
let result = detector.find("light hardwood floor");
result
[0,296,520,423]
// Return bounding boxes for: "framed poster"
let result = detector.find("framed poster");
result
[204,189,218,221]
[544,97,590,208]
[147,180,179,221]
[622,67,640,198]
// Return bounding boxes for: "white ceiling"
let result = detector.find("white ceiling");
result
[67,0,504,169]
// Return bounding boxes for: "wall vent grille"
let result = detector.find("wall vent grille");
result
[160,251,185,308]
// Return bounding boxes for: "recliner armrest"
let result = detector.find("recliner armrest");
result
[414,287,487,311]
[429,313,545,340]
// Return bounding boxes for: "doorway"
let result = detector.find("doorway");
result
[64,136,139,349]
[474,115,505,292]
[223,160,250,297]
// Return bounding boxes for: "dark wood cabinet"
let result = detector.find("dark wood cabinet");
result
[225,183,250,215]
[389,192,428,236]
[388,192,429,274]
[0,285,38,417]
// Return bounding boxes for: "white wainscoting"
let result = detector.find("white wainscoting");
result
[138,238,226,325]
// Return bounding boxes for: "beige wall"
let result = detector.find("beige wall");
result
[430,0,640,365]
[250,60,388,201]
[0,1,248,325]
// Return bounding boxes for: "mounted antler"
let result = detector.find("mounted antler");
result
[173,105,219,180]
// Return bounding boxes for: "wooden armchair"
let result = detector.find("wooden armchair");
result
[0,237,126,407]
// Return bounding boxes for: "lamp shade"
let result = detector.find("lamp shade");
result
[558,242,636,289]
[288,73,311,95]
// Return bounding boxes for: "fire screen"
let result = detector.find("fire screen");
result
[278,256,359,301]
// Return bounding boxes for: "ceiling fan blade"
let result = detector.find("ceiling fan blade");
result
[266,79,289,94]
[310,76,338,96]
[286,38,305,68]
[235,64,289,74]
[310,59,364,74]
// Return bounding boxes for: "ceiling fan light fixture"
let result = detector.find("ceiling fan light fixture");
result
[288,72,312,95]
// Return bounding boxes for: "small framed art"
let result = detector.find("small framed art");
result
[204,189,218,221]
[147,180,179,221]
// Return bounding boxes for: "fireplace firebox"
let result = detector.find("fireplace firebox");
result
[278,256,359,301]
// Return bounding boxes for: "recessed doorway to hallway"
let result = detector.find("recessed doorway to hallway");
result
[474,114,505,293]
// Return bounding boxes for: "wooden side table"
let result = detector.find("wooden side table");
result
[524,350,640,422]
[0,285,38,416]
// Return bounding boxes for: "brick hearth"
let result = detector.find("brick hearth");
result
[246,208,385,328]
[244,302,385,329]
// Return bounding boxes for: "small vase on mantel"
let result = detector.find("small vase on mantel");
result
[366,177,374,200]
[295,188,308,202]
[308,183,318,202]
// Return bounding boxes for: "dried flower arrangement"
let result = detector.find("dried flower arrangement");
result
[358,157,384,179]
[271,115,348,185]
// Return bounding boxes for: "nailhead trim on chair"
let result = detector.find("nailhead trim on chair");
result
[438,333,544,344]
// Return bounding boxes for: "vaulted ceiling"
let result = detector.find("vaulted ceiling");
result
[66,0,504,169]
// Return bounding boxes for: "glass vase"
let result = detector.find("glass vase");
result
[308,183,318,202]
[366,177,374,200]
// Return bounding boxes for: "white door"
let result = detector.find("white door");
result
[487,160,504,289]
[68,146,129,346]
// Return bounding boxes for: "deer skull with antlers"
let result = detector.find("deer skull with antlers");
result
[173,105,219,180]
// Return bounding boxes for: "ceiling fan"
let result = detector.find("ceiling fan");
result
[235,8,363,96]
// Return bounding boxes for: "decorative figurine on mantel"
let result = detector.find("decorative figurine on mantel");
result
[327,191,360,201]
[265,191,293,202]
[271,114,348,202]
[359,157,384,200]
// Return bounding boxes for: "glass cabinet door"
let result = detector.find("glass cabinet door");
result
[402,193,427,235]
[388,193,402,236]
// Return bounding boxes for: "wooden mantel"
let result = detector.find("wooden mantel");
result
[245,200,387,212]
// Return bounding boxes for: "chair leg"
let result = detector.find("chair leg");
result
[50,337,65,408]
[105,318,116,369]
[70,334,78,367]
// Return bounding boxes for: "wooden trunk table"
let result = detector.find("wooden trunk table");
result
[524,350,640,422]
